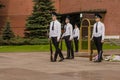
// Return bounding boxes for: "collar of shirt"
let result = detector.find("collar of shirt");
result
[52,20,57,23]
[66,23,71,26]
[74,28,79,30]
[96,21,101,24]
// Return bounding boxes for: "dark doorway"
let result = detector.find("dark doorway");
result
[60,13,80,29]
[60,12,106,29]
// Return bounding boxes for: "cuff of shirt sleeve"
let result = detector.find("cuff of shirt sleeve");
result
[57,37,60,41]
[102,38,104,41]
[70,36,73,40]
[102,36,104,41]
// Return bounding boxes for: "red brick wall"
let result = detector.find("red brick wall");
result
[0,0,120,36]
[60,0,80,13]
[53,0,60,13]
[0,0,9,32]
[0,0,33,36]
[59,0,120,35]
[80,0,120,35]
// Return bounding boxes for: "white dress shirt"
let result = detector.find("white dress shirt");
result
[62,23,73,40]
[73,28,80,40]
[92,21,105,40]
[49,20,61,40]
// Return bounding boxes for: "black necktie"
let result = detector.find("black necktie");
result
[52,22,54,30]
[96,23,98,33]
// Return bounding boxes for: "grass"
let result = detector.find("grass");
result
[0,43,119,53]
[0,45,49,52]
[103,43,120,50]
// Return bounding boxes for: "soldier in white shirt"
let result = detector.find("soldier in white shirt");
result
[62,16,74,59]
[49,12,64,62]
[73,23,80,52]
[91,14,105,62]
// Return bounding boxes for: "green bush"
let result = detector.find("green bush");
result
[0,36,10,45]
[10,37,26,45]
[0,36,49,45]
[29,38,49,45]
[2,20,15,40]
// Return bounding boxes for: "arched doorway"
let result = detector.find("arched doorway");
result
[80,18,91,52]
[80,18,97,60]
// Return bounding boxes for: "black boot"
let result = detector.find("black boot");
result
[100,51,103,60]
[58,58,64,62]
[94,51,102,62]
[51,59,56,62]
[66,50,70,59]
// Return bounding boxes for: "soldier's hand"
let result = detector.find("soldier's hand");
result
[101,40,104,43]
[69,38,72,41]
[90,38,93,41]
[69,38,70,41]
[57,39,60,42]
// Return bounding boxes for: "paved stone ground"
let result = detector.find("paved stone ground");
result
[0,50,120,80]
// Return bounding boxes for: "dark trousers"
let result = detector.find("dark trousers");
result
[51,37,64,61]
[93,36,103,61]
[74,37,79,52]
[64,36,74,58]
